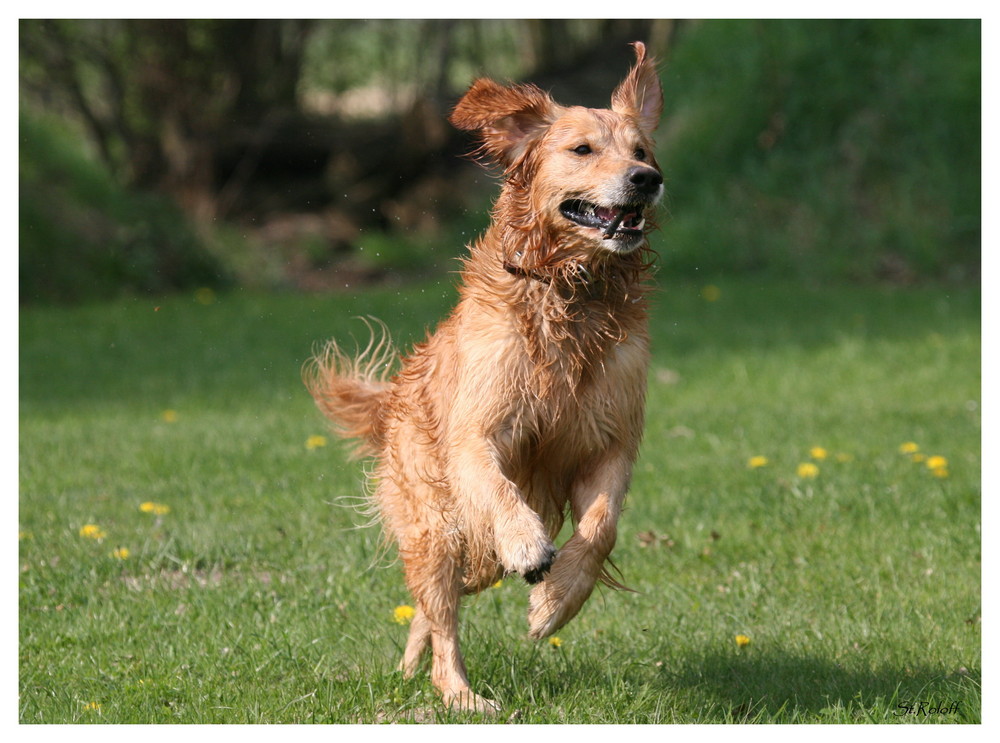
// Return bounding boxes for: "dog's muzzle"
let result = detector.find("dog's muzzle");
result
[559,166,662,244]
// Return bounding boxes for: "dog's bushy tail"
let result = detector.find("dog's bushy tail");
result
[303,318,395,458]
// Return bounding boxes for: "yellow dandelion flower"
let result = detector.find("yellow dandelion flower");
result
[931,467,949,478]
[548,636,562,648]
[899,442,920,454]
[139,502,171,516]
[83,701,101,713]
[111,547,130,560]
[79,524,106,540]
[747,455,769,469]
[809,447,828,461]
[701,285,721,302]
[492,579,503,589]
[393,605,415,625]
[926,455,948,471]
[162,409,178,423]
[797,463,819,479]
[735,634,751,647]
[305,435,328,450]
[911,453,926,463]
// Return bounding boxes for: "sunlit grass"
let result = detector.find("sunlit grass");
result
[19,278,980,723]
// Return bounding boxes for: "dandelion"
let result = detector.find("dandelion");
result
[548,636,562,648]
[911,453,927,463]
[747,456,769,469]
[701,285,721,302]
[797,463,819,479]
[111,547,130,560]
[927,456,949,478]
[393,604,415,625]
[734,634,751,648]
[79,524,106,540]
[83,701,101,713]
[899,442,920,454]
[161,409,178,423]
[809,447,828,461]
[305,435,328,450]
[926,455,948,471]
[139,502,171,516]
[492,579,503,589]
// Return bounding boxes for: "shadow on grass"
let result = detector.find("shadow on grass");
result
[313,636,980,724]
[660,648,981,722]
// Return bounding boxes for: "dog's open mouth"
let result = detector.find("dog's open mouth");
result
[559,200,647,240]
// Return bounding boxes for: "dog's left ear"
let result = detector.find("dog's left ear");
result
[450,78,563,169]
[611,41,663,137]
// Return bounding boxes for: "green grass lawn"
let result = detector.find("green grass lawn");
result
[18,277,980,723]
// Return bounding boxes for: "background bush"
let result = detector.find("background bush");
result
[19,112,229,304]
[659,19,980,282]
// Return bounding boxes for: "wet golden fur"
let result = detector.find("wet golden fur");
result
[305,43,663,712]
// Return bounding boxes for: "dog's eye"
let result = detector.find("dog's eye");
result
[635,148,647,161]
[571,144,592,155]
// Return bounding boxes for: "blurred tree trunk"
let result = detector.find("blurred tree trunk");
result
[20,19,315,220]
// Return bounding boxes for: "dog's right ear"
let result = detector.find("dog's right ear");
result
[449,79,562,170]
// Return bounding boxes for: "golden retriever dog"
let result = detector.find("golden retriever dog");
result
[306,42,663,712]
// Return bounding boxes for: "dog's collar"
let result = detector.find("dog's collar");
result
[503,255,595,288]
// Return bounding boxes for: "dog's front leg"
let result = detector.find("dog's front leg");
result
[451,438,556,582]
[526,449,632,638]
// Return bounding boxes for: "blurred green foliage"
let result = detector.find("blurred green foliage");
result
[18,20,980,304]
[658,19,980,282]
[19,112,228,303]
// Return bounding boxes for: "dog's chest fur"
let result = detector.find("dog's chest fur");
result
[475,287,649,512]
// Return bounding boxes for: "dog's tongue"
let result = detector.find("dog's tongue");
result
[597,206,640,226]
[595,206,619,223]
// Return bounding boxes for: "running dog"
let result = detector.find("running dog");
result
[306,42,663,712]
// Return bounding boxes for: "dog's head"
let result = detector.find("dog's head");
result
[450,42,663,258]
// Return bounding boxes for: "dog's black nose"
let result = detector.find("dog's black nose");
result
[627,166,663,195]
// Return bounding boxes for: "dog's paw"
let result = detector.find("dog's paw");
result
[496,526,556,581]
[526,557,597,638]
[527,579,565,638]
[522,544,557,584]
[442,688,501,714]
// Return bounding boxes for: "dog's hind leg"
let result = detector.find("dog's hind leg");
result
[399,605,431,677]
[526,451,632,639]
[399,531,500,713]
